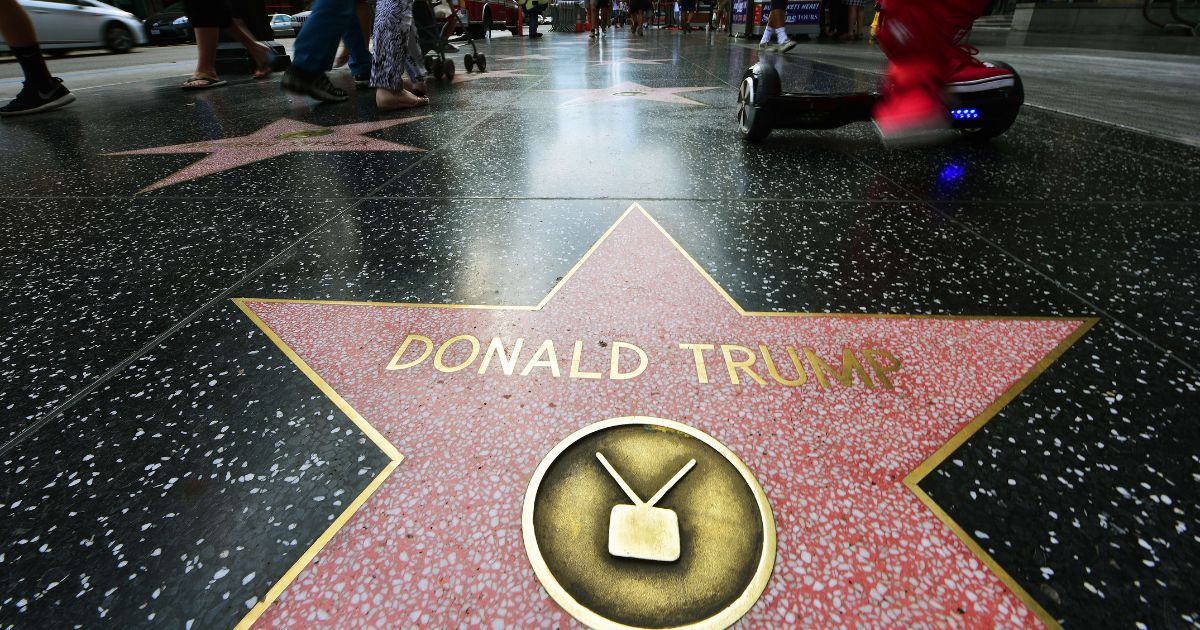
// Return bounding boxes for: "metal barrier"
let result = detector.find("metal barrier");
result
[552,0,585,32]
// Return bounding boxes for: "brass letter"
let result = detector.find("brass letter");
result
[386,334,434,370]
[721,344,767,385]
[759,344,808,386]
[804,348,875,390]
[521,339,561,377]
[570,340,602,379]
[433,334,481,373]
[678,343,715,384]
[863,348,901,390]
[610,342,648,380]
[478,337,525,375]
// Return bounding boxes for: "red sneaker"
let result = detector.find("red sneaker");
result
[873,86,951,147]
[945,45,1014,94]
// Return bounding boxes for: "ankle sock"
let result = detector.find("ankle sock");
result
[776,29,789,43]
[12,45,53,89]
[760,27,774,44]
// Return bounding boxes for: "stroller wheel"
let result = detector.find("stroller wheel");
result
[442,58,456,81]
[432,62,444,80]
[475,54,486,72]
[464,54,475,72]
[424,55,435,73]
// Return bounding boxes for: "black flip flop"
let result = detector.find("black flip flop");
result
[182,76,227,91]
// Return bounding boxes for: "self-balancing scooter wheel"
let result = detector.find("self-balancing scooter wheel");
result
[958,62,1023,141]
[738,63,780,142]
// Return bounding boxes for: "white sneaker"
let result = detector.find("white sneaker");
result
[777,38,796,52]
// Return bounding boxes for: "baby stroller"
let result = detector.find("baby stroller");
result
[414,0,486,80]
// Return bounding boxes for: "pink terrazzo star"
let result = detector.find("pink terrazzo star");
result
[110,117,428,192]
[493,54,555,61]
[450,68,538,84]
[590,58,673,65]
[548,81,718,106]
[235,204,1092,629]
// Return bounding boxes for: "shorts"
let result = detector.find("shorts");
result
[680,0,696,10]
[769,0,787,12]
[183,0,234,28]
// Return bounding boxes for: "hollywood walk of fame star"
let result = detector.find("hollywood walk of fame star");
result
[110,117,428,192]
[451,68,538,84]
[547,81,718,106]
[601,46,653,53]
[233,204,1093,628]
[590,58,673,65]
[493,54,555,61]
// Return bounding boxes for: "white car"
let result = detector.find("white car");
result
[0,0,147,55]
[290,10,311,34]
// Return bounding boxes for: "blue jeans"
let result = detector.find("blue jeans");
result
[524,3,547,35]
[292,0,371,77]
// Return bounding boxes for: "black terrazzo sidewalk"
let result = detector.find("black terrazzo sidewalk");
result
[1,28,1197,629]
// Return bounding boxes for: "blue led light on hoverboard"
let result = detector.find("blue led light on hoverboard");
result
[951,108,979,120]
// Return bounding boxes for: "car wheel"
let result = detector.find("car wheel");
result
[104,23,135,53]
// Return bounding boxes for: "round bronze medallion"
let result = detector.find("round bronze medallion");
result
[522,417,776,629]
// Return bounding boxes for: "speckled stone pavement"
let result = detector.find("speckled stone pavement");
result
[1,26,1197,630]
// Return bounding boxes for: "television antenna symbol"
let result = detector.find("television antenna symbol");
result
[596,452,696,562]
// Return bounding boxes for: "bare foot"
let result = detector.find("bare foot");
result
[376,87,429,110]
[402,78,428,97]
[249,43,274,79]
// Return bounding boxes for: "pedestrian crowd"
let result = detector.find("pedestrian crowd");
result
[1,0,1009,147]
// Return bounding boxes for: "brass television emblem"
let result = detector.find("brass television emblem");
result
[522,417,776,630]
[597,452,696,563]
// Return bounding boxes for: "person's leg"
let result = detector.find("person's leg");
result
[191,27,219,78]
[528,3,546,36]
[873,0,989,143]
[372,0,427,108]
[601,1,611,32]
[357,0,372,40]
[0,0,74,115]
[0,0,39,48]
[291,0,357,75]
[284,0,357,101]
[762,0,792,49]
[180,0,233,86]
[588,0,599,35]
[343,5,373,80]
[225,18,275,77]
[759,10,778,46]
